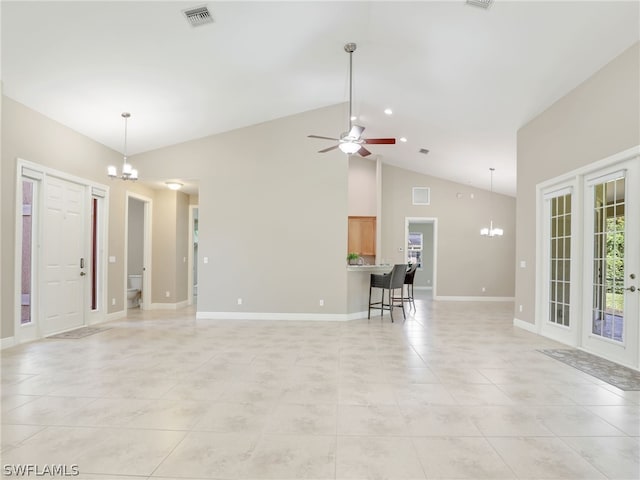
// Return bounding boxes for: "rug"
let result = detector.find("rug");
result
[539,349,640,391]
[47,327,111,339]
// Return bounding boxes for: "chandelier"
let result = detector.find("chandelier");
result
[108,112,138,181]
[480,167,503,237]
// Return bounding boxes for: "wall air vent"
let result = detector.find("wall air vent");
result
[466,0,493,9]
[413,187,431,206]
[419,148,430,155]
[183,5,214,27]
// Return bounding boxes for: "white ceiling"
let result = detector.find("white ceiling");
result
[2,1,638,196]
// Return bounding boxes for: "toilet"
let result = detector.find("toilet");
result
[127,274,142,308]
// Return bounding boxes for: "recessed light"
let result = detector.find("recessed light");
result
[384,108,393,115]
[165,182,183,190]
[400,137,407,143]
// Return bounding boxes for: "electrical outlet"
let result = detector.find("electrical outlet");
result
[481,287,486,292]
[204,257,209,264]
[112,298,116,306]
[319,299,324,307]
[519,304,523,313]
[237,298,243,305]
[165,291,170,298]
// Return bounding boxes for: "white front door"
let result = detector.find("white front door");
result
[42,175,87,335]
[582,158,640,368]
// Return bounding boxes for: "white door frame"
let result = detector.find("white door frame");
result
[187,204,199,306]
[404,217,438,297]
[536,180,581,347]
[14,158,110,343]
[125,192,152,311]
[535,145,640,369]
[581,159,639,369]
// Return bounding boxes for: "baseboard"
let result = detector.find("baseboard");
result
[434,296,515,302]
[1,336,16,350]
[196,311,371,321]
[150,300,189,310]
[106,310,126,321]
[414,286,432,291]
[513,317,537,333]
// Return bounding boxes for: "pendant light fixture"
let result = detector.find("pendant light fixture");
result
[480,167,503,237]
[108,112,138,181]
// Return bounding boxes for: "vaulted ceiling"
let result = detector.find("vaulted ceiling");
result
[2,1,639,196]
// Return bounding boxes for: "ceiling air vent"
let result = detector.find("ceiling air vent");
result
[183,5,214,27]
[419,148,430,155]
[466,0,493,9]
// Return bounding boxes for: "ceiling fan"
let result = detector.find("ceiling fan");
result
[308,43,396,157]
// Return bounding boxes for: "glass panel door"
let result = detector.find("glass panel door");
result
[583,159,639,368]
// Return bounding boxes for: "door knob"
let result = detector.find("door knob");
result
[80,271,86,276]
[625,285,636,292]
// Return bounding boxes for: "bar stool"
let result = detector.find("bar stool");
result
[404,263,419,310]
[368,264,407,322]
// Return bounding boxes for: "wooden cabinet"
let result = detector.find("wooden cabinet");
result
[348,216,376,256]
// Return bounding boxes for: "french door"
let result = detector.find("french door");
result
[582,158,639,368]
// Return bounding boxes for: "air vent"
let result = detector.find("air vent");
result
[419,148,430,155]
[412,187,431,206]
[183,5,213,27]
[466,0,493,9]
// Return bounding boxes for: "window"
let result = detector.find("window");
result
[548,193,572,327]
[20,179,35,324]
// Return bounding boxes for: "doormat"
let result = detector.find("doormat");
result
[539,349,640,391]
[47,327,111,340]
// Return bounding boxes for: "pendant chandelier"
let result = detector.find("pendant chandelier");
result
[108,112,138,181]
[480,167,503,237]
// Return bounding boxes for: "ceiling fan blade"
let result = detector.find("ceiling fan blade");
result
[308,135,339,141]
[348,125,365,139]
[363,138,396,145]
[318,145,340,153]
[357,146,372,157]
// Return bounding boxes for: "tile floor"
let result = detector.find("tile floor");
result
[1,293,639,479]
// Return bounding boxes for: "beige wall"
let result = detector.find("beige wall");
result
[132,104,349,315]
[381,164,516,298]
[127,198,145,276]
[348,156,376,216]
[1,96,157,339]
[516,42,640,324]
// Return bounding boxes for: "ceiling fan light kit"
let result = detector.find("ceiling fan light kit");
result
[308,43,396,157]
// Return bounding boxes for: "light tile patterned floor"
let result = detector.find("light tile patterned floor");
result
[2,292,639,479]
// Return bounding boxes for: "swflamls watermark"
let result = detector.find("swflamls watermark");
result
[2,464,79,477]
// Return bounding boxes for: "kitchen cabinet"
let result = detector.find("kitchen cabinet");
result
[348,216,376,256]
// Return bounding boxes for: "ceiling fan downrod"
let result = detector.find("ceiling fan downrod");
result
[344,42,356,131]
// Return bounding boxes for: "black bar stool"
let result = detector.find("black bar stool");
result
[404,263,419,310]
[368,264,407,322]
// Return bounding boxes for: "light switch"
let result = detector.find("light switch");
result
[520,260,526,268]
[108,256,116,263]
[203,257,209,264]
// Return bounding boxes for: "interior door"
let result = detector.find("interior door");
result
[42,176,86,335]
[582,158,640,368]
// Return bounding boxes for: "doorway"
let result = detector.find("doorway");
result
[125,193,152,311]
[405,217,437,296]
[15,160,108,342]
[188,205,199,306]
[536,149,640,369]
[582,159,639,368]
